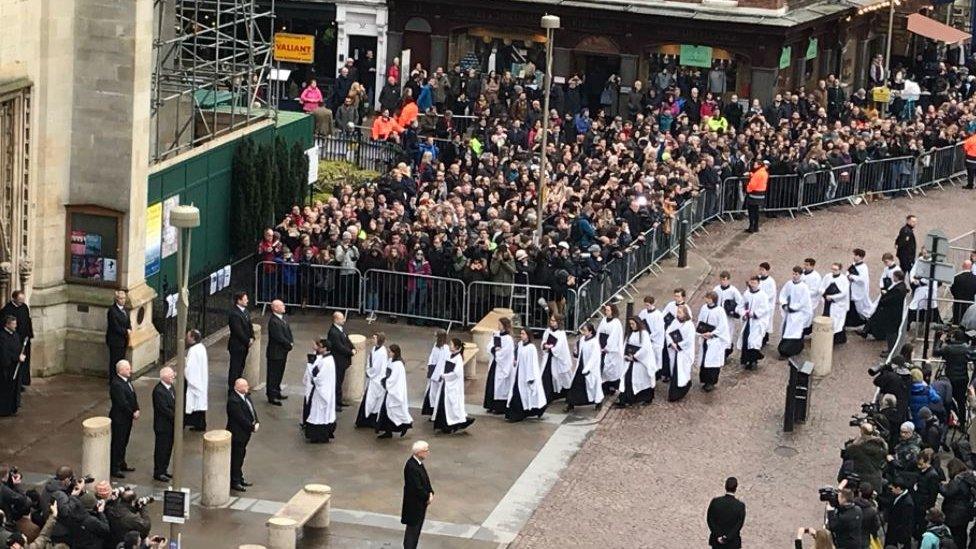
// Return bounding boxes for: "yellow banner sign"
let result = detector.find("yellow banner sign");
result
[274,33,314,64]
[872,86,891,103]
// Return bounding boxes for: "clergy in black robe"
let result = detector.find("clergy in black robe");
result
[0,316,23,416]
[0,291,32,388]
[865,271,909,350]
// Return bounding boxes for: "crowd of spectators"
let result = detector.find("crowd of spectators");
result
[0,464,165,548]
[273,49,976,312]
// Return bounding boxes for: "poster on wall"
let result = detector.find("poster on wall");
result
[161,196,180,259]
[145,202,162,278]
[306,146,319,185]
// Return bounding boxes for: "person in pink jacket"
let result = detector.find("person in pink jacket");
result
[299,80,324,113]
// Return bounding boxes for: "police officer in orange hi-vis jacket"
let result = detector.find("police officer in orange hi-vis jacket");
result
[745,160,768,233]
[963,131,976,189]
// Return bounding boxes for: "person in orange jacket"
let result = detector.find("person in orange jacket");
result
[963,131,976,189]
[745,159,768,233]
[371,109,404,142]
[398,97,419,129]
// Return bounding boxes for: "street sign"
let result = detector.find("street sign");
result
[679,45,713,68]
[915,258,956,284]
[273,33,314,64]
[924,229,948,260]
[162,489,190,524]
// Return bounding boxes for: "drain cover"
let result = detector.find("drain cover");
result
[774,445,799,457]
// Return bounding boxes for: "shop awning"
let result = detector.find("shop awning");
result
[906,13,970,44]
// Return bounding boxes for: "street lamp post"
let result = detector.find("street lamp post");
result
[535,14,560,244]
[168,204,200,546]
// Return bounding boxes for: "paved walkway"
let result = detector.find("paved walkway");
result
[3,185,973,547]
[514,185,976,547]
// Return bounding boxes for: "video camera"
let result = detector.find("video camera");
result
[110,486,156,509]
[71,474,95,486]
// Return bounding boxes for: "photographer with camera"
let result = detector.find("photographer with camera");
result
[872,356,911,427]
[853,483,881,548]
[50,477,108,549]
[35,466,90,545]
[824,484,862,549]
[104,488,151,547]
[878,394,904,451]
[0,466,29,534]
[934,328,976,425]
[841,423,888,497]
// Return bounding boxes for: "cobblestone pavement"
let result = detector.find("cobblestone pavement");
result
[514,187,976,547]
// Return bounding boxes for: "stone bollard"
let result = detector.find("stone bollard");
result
[244,323,264,390]
[462,342,478,379]
[304,483,332,528]
[267,517,298,549]
[811,316,834,377]
[81,417,112,484]
[201,430,232,507]
[342,334,367,406]
[471,326,493,367]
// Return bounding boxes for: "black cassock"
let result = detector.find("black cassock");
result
[0,302,32,387]
[0,329,22,416]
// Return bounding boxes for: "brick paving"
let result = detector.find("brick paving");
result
[514,187,976,547]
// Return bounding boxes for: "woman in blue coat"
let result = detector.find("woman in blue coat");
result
[908,368,942,431]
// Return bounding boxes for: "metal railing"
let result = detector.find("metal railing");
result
[363,269,467,328]
[314,132,404,172]
[466,280,561,331]
[254,261,361,314]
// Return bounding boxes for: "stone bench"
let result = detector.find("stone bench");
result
[462,341,478,379]
[266,484,332,549]
[470,307,514,372]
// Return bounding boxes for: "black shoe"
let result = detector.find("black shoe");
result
[595,402,603,411]
[377,432,393,439]
[268,400,283,406]
[278,395,289,400]
[856,330,868,339]
[613,402,628,408]
[120,466,135,472]
[240,480,253,487]
[153,475,170,482]
[703,384,715,392]
[231,484,247,492]
[111,472,126,479]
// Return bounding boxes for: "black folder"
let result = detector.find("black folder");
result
[847,264,859,276]
[663,312,675,326]
[642,317,652,332]
[625,343,640,357]
[546,334,557,347]
[823,282,840,297]
[427,364,436,378]
[444,360,456,374]
[669,329,683,344]
[722,299,736,316]
[882,277,892,289]
[493,335,501,349]
[599,332,609,347]
[697,321,715,334]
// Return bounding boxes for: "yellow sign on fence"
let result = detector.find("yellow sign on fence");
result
[871,86,891,103]
[274,33,314,64]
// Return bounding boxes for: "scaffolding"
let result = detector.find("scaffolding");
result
[151,0,276,163]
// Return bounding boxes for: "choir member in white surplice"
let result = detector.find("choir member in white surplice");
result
[714,271,743,325]
[800,258,823,337]
[541,315,573,402]
[615,317,657,407]
[638,296,667,381]
[184,329,209,431]
[845,248,873,327]
[422,331,451,417]
[777,267,812,359]
[565,323,604,411]
[375,344,413,438]
[697,292,731,392]
[662,289,693,383]
[597,303,625,395]
[908,252,943,326]
[303,339,337,443]
[506,330,548,422]
[356,333,389,428]
[879,253,904,293]
[736,276,770,370]
[484,318,515,414]
[666,307,696,402]
[758,263,777,344]
[821,263,851,344]
[432,338,475,434]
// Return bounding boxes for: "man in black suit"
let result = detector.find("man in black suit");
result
[895,215,917,275]
[950,260,976,324]
[706,477,746,548]
[0,316,24,417]
[227,292,254,388]
[1,290,33,389]
[227,378,259,492]
[109,360,139,479]
[265,300,293,405]
[326,311,355,409]
[886,478,915,548]
[105,290,131,380]
[401,440,434,549]
[152,367,176,482]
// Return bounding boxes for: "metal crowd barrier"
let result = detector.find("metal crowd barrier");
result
[314,133,403,172]
[363,268,466,328]
[858,155,918,198]
[465,280,560,331]
[254,261,361,313]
